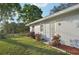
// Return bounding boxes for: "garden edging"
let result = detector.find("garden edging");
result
[43,42,71,55]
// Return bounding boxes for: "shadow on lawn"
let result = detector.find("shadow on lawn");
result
[0,38,67,55]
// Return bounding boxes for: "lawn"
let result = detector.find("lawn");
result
[0,35,68,55]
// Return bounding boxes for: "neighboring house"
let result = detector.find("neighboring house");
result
[26,4,79,48]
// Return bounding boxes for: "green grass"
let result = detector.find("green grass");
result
[0,35,68,55]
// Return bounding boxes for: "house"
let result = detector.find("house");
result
[26,4,79,48]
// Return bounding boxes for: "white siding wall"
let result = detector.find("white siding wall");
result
[30,21,55,41]
[40,23,46,40]
[50,21,55,40]
[45,23,51,41]
[30,26,33,32]
[30,25,41,34]
[34,25,40,34]
[55,13,79,48]
[40,22,55,41]
[29,10,79,48]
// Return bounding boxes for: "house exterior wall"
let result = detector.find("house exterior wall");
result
[55,11,79,48]
[46,21,55,40]
[30,26,33,32]
[29,21,55,41]
[30,24,40,34]
[44,23,52,41]
[29,9,79,48]
[34,25,40,34]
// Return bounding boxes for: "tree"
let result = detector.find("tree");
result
[0,4,42,34]
[0,3,21,22]
[2,22,29,34]
[18,4,43,24]
[0,3,21,35]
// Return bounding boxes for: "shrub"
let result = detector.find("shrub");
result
[0,30,7,39]
[49,34,61,47]
[26,32,31,37]
[7,33,26,38]
[35,34,41,41]
[30,32,35,39]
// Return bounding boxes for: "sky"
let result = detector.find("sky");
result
[21,3,60,17]
[12,3,60,23]
[34,3,60,16]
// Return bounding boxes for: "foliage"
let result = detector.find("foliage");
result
[0,30,6,39]
[18,4,43,23]
[2,22,29,34]
[7,33,26,38]
[0,3,22,36]
[49,34,61,47]
[30,32,35,39]
[0,3,43,35]
[0,35,68,55]
[0,3,21,22]
[35,34,41,41]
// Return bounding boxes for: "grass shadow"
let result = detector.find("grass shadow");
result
[0,38,68,55]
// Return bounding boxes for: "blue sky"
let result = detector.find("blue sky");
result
[39,3,60,16]
[21,3,60,17]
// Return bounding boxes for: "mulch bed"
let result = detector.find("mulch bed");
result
[57,44,79,55]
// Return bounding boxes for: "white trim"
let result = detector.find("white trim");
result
[26,4,79,26]
[55,23,57,34]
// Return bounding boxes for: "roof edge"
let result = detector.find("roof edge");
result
[26,4,79,26]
